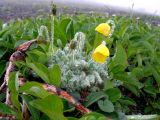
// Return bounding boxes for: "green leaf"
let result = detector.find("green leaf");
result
[8,72,20,110]
[105,88,121,102]
[98,99,114,113]
[114,72,141,87]
[27,62,50,83]
[19,82,50,98]
[104,80,114,90]
[117,21,129,38]
[66,19,75,41]
[93,33,105,48]
[143,86,157,96]
[109,42,128,73]
[60,18,71,34]
[131,67,144,79]
[84,92,107,107]
[109,65,126,74]
[79,112,107,120]
[49,64,61,86]
[124,83,140,97]
[30,95,66,120]
[54,20,67,45]
[119,98,136,106]
[40,114,50,120]
[147,63,160,85]
[8,72,22,119]
[67,117,78,120]
[0,27,10,38]
[0,102,17,115]
[27,49,48,63]
[21,94,40,120]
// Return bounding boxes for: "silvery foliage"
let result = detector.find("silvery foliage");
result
[51,32,109,92]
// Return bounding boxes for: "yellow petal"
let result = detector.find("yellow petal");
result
[92,44,110,63]
[95,23,110,36]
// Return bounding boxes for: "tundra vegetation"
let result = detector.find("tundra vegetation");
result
[0,6,160,120]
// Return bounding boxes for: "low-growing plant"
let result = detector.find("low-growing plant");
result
[0,13,160,120]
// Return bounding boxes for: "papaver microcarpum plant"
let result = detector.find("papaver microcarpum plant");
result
[50,32,110,92]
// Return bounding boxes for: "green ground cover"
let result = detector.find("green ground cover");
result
[0,14,160,119]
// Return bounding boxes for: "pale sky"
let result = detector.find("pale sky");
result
[94,0,160,15]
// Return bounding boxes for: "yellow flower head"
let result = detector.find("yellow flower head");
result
[95,23,111,36]
[92,41,110,63]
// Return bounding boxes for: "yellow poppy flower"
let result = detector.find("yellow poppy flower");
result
[92,41,110,63]
[95,23,110,36]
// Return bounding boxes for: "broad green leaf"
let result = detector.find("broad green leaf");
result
[0,27,11,38]
[54,21,67,45]
[79,112,107,120]
[136,54,142,67]
[135,41,154,55]
[49,64,61,86]
[147,63,160,85]
[143,86,158,96]
[109,65,125,74]
[131,67,144,79]
[21,94,40,120]
[98,99,114,113]
[8,72,22,119]
[27,49,48,63]
[105,88,121,102]
[60,18,71,34]
[19,82,50,98]
[124,83,140,97]
[93,33,105,48]
[30,95,66,120]
[0,102,17,115]
[8,72,20,109]
[117,21,129,38]
[104,80,114,90]
[27,52,39,62]
[119,98,136,106]
[109,42,128,73]
[114,72,141,87]
[27,62,50,83]
[84,92,107,107]
[67,117,78,120]
[40,114,50,120]
[66,19,75,41]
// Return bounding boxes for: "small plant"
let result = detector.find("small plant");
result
[51,32,109,92]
